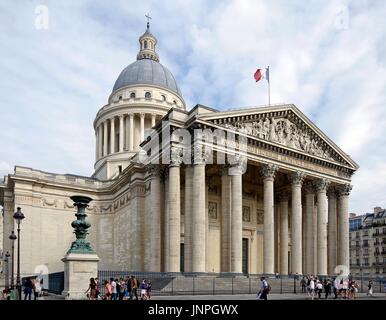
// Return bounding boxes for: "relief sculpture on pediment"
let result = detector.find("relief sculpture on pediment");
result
[224,117,335,161]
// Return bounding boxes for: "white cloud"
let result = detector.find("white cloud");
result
[0,0,385,214]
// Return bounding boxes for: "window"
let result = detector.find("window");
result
[376,268,379,274]
[161,94,166,101]
[376,257,379,263]
[144,40,148,49]
[118,165,122,173]
[130,92,136,98]
[363,248,368,254]
[383,268,386,274]
[356,241,359,247]
[356,232,359,238]
[118,95,122,100]
[375,247,380,253]
[363,240,369,247]
[356,259,360,266]
[364,258,369,266]
[383,227,386,234]
[145,92,151,99]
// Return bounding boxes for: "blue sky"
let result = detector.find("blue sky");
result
[0,0,385,214]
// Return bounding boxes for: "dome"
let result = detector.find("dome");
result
[112,59,182,97]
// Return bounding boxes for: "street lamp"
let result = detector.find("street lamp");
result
[4,251,10,289]
[13,207,25,300]
[9,231,17,289]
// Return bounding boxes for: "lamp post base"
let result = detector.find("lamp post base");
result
[62,252,99,300]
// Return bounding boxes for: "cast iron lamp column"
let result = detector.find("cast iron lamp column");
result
[9,231,16,289]
[13,207,25,300]
[4,251,10,289]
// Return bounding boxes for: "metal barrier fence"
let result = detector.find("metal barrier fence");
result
[96,271,386,297]
[48,272,64,294]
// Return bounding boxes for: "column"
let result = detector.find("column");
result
[192,163,206,272]
[167,149,181,272]
[110,118,115,154]
[221,167,231,272]
[337,184,352,270]
[95,127,99,160]
[184,165,193,272]
[314,178,330,276]
[144,165,161,271]
[304,182,315,275]
[140,113,145,142]
[151,114,156,127]
[289,171,304,275]
[230,165,243,273]
[327,188,338,275]
[103,121,108,157]
[119,115,124,152]
[129,113,134,151]
[279,193,289,275]
[98,124,103,159]
[261,164,278,275]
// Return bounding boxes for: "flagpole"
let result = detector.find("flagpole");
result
[267,66,270,106]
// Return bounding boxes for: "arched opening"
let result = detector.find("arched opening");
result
[144,40,148,49]
[130,92,136,98]
[161,95,166,101]
[145,92,151,99]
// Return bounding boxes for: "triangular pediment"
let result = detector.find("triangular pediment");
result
[196,104,358,170]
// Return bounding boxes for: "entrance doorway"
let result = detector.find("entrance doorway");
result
[242,238,249,274]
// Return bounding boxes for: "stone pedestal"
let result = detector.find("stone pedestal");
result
[62,253,99,300]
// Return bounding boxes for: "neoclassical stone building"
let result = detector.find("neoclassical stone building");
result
[0,23,358,278]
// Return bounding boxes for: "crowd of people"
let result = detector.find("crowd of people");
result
[85,275,152,300]
[300,275,373,300]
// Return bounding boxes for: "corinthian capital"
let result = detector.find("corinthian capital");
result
[260,164,278,180]
[289,171,305,186]
[313,178,330,193]
[170,146,183,167]
[337,184,353,196]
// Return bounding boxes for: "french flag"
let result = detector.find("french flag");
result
[254,67,269,83]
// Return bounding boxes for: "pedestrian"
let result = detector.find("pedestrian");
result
[301,277,306,293]
[23,278,33,300]
[95,277,100,299]
[85,278,97,300]
[140,279,148,300]
[33,277,42,300]
[147,280,152,300]
[110,278,117,300]
[257,277,270,300]
[130,275,139,300]
[104,280,112,300]
[367,280,373,297]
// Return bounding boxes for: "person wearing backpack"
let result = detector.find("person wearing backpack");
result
[258,277,270,300]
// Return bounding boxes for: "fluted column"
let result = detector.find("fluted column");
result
[97,125,103,159]
[144,165,161,271]
[279,193,289,275]
[167,148,181,272]
[103,121,108,156]
[314,178,330,276]
[327,188,338,275]
[151,114,156,127]
[304,182,315,275]
[129,113,134,151]
[140,113,145,142]
[110,118,115,154]
[95,128,99,161]
[289,171,305,275]
[119,115,124,152]
[192,163,206,272]
[221,167,231,272]
[184,165,193,272]
[261,164,278,275]
[230,165,243,273]
[337,184,352,271]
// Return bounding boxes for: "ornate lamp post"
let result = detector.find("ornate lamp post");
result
[13,207,25,300]
[67,196,95,254]
[9,231,16,289]
[4,251,10,289]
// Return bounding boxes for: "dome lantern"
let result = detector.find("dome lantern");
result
[137,14,159,62]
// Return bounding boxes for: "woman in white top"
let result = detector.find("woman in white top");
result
[33,278,42,300]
